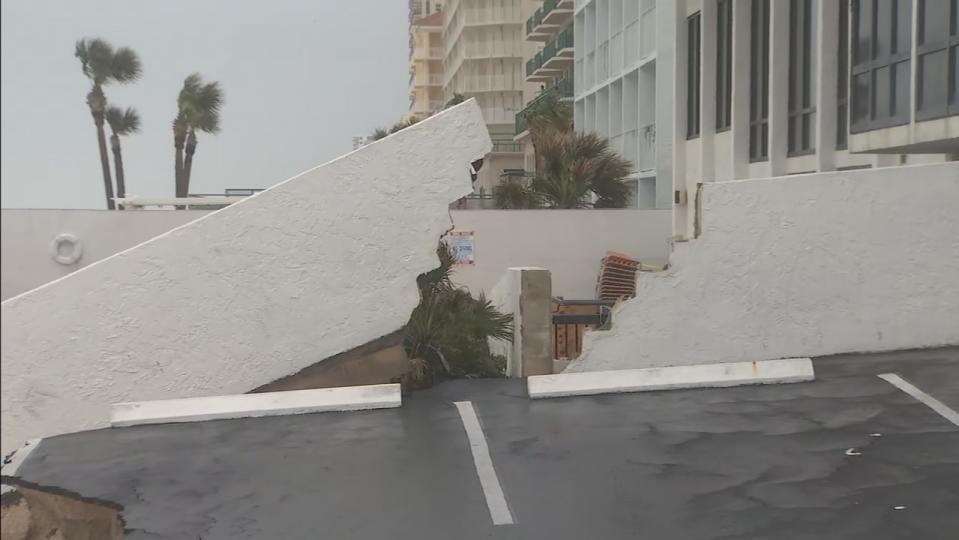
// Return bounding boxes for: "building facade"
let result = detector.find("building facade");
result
[439,0,539,193]
[409,10,446,120]
[573,0,957,235]
[515,1,576,176]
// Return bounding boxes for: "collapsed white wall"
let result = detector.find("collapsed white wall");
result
[0,101,491,454]
[569,162,959,372]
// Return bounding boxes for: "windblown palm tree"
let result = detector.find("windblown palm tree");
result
[105,107,140,202]
[75,38,142,209]
[173,73,223,197]
[533,131,632,208]
[494,91,632,209]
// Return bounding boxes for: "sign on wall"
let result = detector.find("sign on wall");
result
[448,230,475,266]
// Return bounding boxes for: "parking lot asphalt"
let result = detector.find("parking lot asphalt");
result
[6,347,959,539]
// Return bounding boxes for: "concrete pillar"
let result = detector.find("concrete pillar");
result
[768,0,790,176]
[815,0,838,172]
[699,0,717,182]
[489,267,553,377]
[655,0,678,212]
[671,0,689,238]
[730,0,752,179]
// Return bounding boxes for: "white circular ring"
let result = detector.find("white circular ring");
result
[50,233,83,265]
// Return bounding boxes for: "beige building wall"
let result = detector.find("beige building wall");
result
[409,11,446,120]
[442,0,537,194]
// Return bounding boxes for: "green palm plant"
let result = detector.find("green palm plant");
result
[173,73,223,197]
[403,243,512,388]
[493,178,539,209]
[75,38,142,209]
[104,106,140,201]
[533,131,632,208]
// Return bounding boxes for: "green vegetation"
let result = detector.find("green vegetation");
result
[494,92,632,209]
[75,38,142,209]
[174,73,224,197]
[104,106,141,200]
[402,243,512,388]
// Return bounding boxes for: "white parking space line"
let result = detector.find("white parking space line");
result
[878,373,959,428]
[453,401,515,526]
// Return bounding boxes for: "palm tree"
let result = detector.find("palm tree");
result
[104,107,140,203]
[403,243,512,388]
[493,178,539,209]
[173,73,223,197]
[532,131,632,208]
[75,38,142,209]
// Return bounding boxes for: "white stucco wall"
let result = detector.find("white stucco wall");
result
[0,101,491,454]
[569,162,959,372]
[451,209,671,298]
[1,210,212,300]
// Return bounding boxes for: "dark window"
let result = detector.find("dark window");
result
[716,0,733,130]
[750,0,770,161]
[788,0,818,155]
[851,0,914,132]
[917,0,959,120]
[687,12,701,139]
[837,0,850,149]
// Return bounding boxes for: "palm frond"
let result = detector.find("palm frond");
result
[74,38,115,84]
[370,128,389,141]
[109,47,142,83]
[444,93,466,108]
[105,106,141,136]
[493,179,539,209]
[177,74,223,134]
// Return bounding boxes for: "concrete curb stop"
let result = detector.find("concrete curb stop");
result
[111,384,402,427]
[527,358,815,399]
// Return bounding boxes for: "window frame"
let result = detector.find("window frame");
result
[915,0,959,120]
[716,0,734,131]
[787,0,818,157]
[687,12,702,140]
[749,0,771,161]
[837,0,850,149]
[850,0,914,133]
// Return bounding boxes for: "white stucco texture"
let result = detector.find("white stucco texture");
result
[569,162,959,372]
[0,100,491,454]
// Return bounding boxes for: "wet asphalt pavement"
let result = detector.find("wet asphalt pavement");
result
[8,347,959,539]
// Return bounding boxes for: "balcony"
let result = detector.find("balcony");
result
[413,73,444,87]
[412,47,444,60]
[525,27,574,82]
[514,78,575,135]
[491,140,523,153]
[525,0,573,42]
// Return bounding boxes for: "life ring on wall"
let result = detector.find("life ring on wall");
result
[50,233,83,265]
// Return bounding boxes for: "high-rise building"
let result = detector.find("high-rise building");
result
[440,0,538,194]
[515,1,576,176]
[409,8,446,120]
[573,0,957,234]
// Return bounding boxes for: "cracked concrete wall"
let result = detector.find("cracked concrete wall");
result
[0,101,491,454]
[569,162,959,372]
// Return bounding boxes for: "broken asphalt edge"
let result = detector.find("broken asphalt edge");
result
[527,358,815,399]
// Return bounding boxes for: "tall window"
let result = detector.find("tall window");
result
[687,12,702,139]
[916,0,959,120]
[716,0,733,130]
[837,0,850,149]
[788,0,818,155]
[750,0,770,161]
[851,0,913,132]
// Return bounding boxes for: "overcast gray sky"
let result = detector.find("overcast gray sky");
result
[1,0,410,208]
